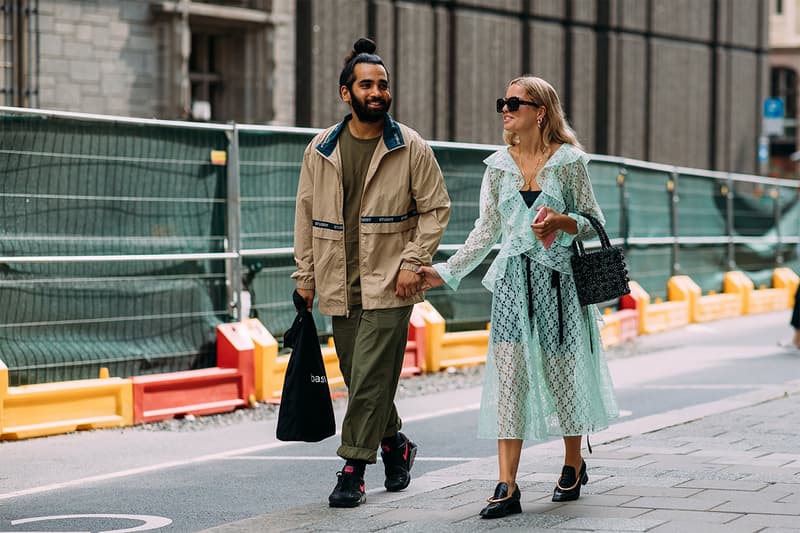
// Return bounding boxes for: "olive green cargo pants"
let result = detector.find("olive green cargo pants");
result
[332,305,413,463]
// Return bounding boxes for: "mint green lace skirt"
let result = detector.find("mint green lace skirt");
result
[477,253,619,440]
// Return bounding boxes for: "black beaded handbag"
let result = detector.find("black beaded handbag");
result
[570,213,631,306]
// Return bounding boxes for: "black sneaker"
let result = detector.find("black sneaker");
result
[380,432,418,492]
[328,465,366,508]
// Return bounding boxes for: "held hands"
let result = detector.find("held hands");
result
[416,266,445,291]
[395,269,423,298]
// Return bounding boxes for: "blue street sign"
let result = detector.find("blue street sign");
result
[764,98,785,119]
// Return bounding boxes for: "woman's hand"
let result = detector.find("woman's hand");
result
[531,206,561,241]
[416,266,445,291]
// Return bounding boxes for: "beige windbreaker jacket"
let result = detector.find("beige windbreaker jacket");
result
[292,114,451,316]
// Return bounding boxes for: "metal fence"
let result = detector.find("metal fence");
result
[1,106,798,385]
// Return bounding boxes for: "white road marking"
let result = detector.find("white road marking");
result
[1,513,171,533]
[222,455,482,462]
[0,402,482,502]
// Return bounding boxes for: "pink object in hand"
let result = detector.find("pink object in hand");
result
[533,207,556,250]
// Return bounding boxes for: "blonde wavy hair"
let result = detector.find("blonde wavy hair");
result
[502,76,582,150]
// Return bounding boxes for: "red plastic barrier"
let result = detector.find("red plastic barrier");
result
[130,323,257,424]
[132,368,247,424]
[216,322,256,402]
[401,310,427,377]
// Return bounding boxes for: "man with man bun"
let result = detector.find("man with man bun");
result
[292,37,451,507]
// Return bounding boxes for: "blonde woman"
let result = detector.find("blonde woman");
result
[418,76,618,518]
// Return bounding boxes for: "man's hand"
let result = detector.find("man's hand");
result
[395,269,422,298]
[416,266,445,291]
[296,288,315,311]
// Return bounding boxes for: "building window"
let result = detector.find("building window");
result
[0,0,39,107]
[771,66,797,121]
[775,0,783,15]
[150,0,274,123]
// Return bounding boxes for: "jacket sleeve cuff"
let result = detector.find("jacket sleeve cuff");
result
[399,260,421,272]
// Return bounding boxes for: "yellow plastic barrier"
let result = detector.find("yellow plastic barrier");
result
[623,280,690,335]
[243,318,280,402]
[414,301,489,371]
[0,361,133,440]
[668,275,744,323]
[244,318,345,401]
[724,270,792,315]
[600,308,638,347]
[773,267,800,308]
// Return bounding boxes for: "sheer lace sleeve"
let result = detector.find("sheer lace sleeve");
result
[555,157,605,247]
[434,166,502,290]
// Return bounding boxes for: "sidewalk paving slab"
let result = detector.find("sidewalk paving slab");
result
[199,380,800,532]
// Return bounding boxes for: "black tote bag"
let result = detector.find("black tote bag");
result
[276,290,336,442]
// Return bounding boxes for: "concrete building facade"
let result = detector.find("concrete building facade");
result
[1,0,769,174]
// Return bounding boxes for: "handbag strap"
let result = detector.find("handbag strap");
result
[571,212,611,255]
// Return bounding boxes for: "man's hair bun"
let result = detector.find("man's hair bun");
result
[353,37,376,55]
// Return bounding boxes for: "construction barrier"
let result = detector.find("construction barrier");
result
[600,308,639,347]
[243,318,280,402]
[724,270,794,315]
[413,301,490,372]
[0,362,133,440]
[621,280,691,335]
[668,275,744,323]
[130,322,256,424]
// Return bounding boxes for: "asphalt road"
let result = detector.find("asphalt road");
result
[1,311,798,532]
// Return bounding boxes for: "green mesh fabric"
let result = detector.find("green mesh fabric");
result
[1,113,797,384]
[0,114,228,384]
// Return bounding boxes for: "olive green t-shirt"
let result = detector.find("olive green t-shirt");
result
[339,125,380,306]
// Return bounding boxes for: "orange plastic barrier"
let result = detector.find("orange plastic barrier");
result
[1,361,133,440]
[621,280,690,335]
[130,322,256,424]
[667,275,744,323]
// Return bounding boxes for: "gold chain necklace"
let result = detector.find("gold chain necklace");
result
[519,145,550,190]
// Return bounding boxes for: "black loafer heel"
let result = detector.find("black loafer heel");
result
[479,482,522,519]
[552,461,587,502]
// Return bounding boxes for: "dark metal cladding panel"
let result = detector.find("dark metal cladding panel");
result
[435,6,451,140]
[452,11,523,144]
[309,0,368,128]
[614,0,648,32]
[455,0,523,12]
[530,20,565,94]
[727,51,760,172]
[717,0,764,49]
[530,0,566,19]
[651,0,713,43]
[613,34,648,161]
[649,40,713,169]
[394,3,436,138]
[569,26,597,152]
[570,0,597,24]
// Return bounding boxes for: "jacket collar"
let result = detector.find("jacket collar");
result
[316,113,405,157]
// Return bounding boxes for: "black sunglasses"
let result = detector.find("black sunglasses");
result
[496,96,540,113]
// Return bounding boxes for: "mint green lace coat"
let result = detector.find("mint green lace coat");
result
[434,144,619,440]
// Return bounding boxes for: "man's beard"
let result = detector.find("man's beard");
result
[350,92,391,123]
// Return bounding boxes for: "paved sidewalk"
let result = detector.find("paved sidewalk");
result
[202,380,800,532]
